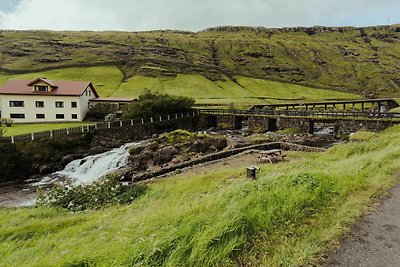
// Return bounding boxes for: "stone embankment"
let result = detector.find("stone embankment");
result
[124,141,325,183]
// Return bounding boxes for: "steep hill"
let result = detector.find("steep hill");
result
[0,25,399,99]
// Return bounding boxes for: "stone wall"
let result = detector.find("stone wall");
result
[277,117,312,133]
[91,117,198,148]
[248,117,269,132]
[335,120,396,134]
[216,115,242,130]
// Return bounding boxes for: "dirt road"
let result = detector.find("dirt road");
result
[327,183,400,267]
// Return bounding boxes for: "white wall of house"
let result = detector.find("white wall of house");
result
[0,91,95,123]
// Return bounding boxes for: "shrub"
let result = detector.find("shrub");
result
[349,131,378,142]
[37,176,148,212]
[122,91,195,119]
[86,103,119,121]
[1,118,13,127]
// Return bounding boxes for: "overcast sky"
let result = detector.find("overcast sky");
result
[0,0,399,31]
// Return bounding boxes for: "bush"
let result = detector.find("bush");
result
[86,103,119,121]
[349,131,378,142]
[1,118,13,127]
[37,176,148,212]
[122,91,195,119]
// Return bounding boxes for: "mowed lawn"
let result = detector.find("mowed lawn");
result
[0,66,361,104]
[0,123,94,137]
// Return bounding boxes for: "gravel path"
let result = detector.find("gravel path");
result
[327,183,400,267]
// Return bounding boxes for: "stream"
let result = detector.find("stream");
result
[0,141,144,207]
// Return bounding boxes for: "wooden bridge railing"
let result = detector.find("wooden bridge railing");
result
[197,108,400,119]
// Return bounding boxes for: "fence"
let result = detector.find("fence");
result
[198,108,400,120]
[0,111,199,144]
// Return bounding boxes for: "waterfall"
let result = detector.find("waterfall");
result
[55,142,141,185]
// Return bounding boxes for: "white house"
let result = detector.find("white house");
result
[0,78,99,123]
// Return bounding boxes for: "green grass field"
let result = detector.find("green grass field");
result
[0,66,361,105]
[0,122,94,137]
[1,126,400,266]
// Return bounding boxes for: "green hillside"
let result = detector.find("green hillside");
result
[0,25,399,98]
[0,66,360,105]
[1,126,400,266]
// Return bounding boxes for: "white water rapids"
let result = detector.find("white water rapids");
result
[54,141,142,184]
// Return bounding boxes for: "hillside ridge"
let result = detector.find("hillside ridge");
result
[0,25,399,97]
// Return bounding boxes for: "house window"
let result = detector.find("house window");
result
[55,101,64,108]
[71,102,77,108]
[36,114,45,119]
[72,114,78,119]
[34,86,48,92]
[89,90,91,96]
[10,113,25,119]
[9,101,24,107]
[56,114,65,119]
[36,101,44,108]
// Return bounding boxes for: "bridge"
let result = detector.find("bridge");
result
[197,98,400,134]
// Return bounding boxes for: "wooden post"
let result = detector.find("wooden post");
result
[11,136,14,144]
[175,114,178,119]
[130,119,134,125]
[181,113,184,118]
[159,116,162,121]
[66,129,70,135]
[31,133,34,140]
[108,122,111,128]
[50,130,53,138]
[141,118,144,124]
[94,123,98,129]
[151,117,153,123]
[120,120,123,127]
[81,126,84,133]
[168,115,170,120]
[86,125,90,132]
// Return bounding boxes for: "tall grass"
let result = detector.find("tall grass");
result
[1,126,400,266]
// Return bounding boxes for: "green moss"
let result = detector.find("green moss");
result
[349,131,378,142]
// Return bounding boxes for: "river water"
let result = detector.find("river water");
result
[0,141,143,207]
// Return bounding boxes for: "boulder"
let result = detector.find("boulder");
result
[154,145,178,165]
[39,163,63,175]
[61,154,79,166]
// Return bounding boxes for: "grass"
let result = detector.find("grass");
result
[1,68,360,105]
[0,122,94,137]
[1,126,400,266]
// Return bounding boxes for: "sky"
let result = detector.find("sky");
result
[0,0,399,32]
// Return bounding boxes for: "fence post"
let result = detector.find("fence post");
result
[66,129,69,136]
[81,126,84,133]
[168,115,170,120]
[141,118,144,124]
[131,119,134,126]
[187,112,189,117]
[108,122,111,128]
[50,130,53,138]
[120,120,123,127]
[86,125,90,132]
[11,136,14,144]
[151,117,153,123]
[31,133,34,141]
[159,116,162,122]
[175,114,178,119]
[193,111,195,117]
[181,113,184,118]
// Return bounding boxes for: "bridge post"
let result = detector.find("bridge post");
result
[308,121,314,134]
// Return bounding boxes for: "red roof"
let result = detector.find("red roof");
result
[0,79,99,97]
[89,97,136,103]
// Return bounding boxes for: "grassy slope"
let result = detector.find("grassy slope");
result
[0,66,360,105]
[0,122,93,137]
[0,26,399,97]
[1,126,400,266]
